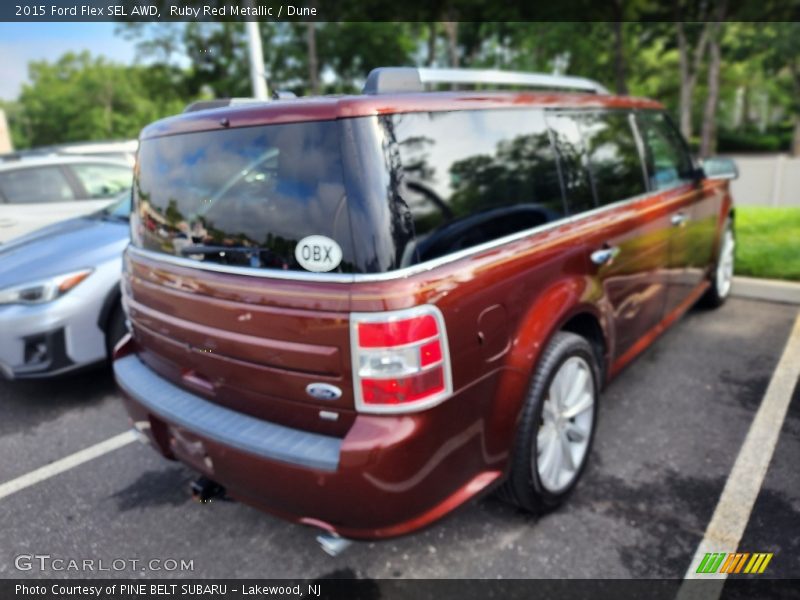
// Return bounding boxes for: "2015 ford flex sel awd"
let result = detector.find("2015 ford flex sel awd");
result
[114,67,737,542]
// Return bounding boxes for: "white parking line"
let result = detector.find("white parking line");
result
[0,430,137,501]
[678,311,800,596]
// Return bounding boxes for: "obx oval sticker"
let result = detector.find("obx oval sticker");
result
[295,235,343,272]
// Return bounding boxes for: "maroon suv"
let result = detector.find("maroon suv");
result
[114,67,737,541]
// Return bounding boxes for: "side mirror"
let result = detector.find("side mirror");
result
[701,157,739,181]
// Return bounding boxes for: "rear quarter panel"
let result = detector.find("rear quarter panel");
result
[349,216,611,468]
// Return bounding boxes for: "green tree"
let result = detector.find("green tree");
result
[121,20,418,97]
[316,23,417,93]
[182,22,252,97]
[13,51,187,148]
[110,18,800,157]
[753,23,800,155]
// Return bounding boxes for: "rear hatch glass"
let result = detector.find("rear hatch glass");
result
[133,120,355,273]
[133,108,565,277]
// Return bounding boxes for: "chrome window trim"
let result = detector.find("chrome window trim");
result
[628,111,652,194]
[126,191,655,285]
[634,109,698,193]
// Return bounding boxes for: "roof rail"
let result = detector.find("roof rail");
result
[363,67,609,96]
[183,98,265,113]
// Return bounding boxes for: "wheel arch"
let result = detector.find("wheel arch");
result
[97,282,121,335]
[560,310,610,388]
[484,276,612,467]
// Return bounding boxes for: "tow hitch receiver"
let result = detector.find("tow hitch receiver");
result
[190,477,226,503]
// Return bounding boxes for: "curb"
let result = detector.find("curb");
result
[731,276,800,305]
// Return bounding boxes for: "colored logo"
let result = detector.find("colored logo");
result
[696,552,773,575]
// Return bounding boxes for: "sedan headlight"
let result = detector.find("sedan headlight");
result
[0,269,93,305]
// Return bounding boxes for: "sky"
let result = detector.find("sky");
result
[0,23,140,100]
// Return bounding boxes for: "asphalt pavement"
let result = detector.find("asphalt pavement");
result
[0,298,797,580]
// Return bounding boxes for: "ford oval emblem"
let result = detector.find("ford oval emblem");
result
[306,383,342,401]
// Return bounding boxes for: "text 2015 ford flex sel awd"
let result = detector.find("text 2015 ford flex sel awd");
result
[114,68,737,542]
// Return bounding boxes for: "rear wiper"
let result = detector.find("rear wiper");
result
[179,245,278,268]
[179,245,260,255]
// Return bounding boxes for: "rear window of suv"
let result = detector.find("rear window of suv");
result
[133,120,355,272]
[132,107,668,275]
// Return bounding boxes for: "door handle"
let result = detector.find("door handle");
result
[590,245,620,265]
[671,212,689,227]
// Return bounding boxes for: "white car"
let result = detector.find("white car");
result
[0,155,132,243]
[0,192,131,378]
[0,139,139,167]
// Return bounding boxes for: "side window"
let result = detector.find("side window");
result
[391,108,565,265]
[69,163,132,199]
[547,112,595,215]
[637,112,695,191]
[0,166,75,204]
[580,111,647,206]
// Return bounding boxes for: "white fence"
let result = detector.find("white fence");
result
[0,110,11,154]
[726,154,799,207]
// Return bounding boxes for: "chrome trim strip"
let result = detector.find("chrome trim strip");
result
[127,245,357,283]
[126,187,683,285]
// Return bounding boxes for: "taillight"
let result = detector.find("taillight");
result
[351,306,453,413]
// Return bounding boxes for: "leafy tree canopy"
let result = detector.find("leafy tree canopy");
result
[11,51,187,147]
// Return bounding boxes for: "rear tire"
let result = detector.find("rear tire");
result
[701,218,735,309]
[500,331,599,513]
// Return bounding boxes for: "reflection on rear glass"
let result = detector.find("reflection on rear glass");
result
[133,121,353,272]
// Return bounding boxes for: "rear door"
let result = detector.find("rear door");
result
[548,110,671,361]
[635,111,709,315]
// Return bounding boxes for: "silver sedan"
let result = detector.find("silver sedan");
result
[0,193,130,378]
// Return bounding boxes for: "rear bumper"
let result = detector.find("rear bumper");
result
[115,354,341,472]
[114,353,506,539]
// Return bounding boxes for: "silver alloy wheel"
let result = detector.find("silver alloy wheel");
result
[535,356,595,493]
[716,227,735,299]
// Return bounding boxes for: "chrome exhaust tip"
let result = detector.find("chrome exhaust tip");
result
[316,533,353,557]
[190,476,226,503]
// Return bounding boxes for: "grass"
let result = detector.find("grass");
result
[735,206,800,281]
